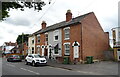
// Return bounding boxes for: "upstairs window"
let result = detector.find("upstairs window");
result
[64,27,70,40]
[119,31,120,38]
[54,30,59,41]
[32,39,34,44]
[45,33,48,44]
[37,35,40,43]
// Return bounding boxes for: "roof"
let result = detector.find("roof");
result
[5,42,16,46]
[34,12,93,35]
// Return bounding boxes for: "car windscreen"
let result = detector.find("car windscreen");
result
[12,55,20,58]
[34,55,43,58]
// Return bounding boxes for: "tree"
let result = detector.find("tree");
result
[1,1,46,21]
[16,33,29,45]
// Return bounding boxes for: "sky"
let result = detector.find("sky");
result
[0,0,119,47]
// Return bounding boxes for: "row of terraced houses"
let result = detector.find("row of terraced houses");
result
[27,10,110,63]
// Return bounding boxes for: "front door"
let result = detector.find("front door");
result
[74,46,79,58]
[44,48,48,56]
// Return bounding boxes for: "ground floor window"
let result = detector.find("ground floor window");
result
[32,47,34,54]
[54,44,59,54]
[37,47,40,54]
[64,43,70,55]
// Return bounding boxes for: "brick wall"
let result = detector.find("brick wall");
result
[81,12,109,60]
[62,24,82,62]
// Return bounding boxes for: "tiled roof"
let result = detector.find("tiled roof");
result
[5,42,16,46]
[34,12,93,35]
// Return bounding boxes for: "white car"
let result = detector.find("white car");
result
[25,54,47,66]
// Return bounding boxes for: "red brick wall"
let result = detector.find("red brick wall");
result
[35,33,46,55]
[81,12,109,60]
[62,24,82,62]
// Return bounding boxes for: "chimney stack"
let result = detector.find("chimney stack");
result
[41,21,46,29]
[66,10,72,22]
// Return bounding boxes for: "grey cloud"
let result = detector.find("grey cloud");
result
[5,17,31,26]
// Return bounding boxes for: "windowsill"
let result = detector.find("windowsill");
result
[64,38,70,40]
[54,40,59,41]
[64,55,70,56]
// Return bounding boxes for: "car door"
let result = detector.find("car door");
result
[28,55,34,63]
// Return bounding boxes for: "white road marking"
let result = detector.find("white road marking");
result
[6,64,15,67]
[20,68,40,75]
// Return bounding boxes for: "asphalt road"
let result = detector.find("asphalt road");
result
[1,58,119,77]
[2,58,90,75]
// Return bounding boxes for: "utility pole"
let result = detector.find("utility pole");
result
[22,32,24,55]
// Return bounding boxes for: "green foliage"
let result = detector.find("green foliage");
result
[16,34,29,45]
[1,1,45,20]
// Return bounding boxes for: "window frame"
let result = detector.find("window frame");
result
[37,34,40,44]
[54,30,59,41]
[64,42,70,55]
[64,27,70,40]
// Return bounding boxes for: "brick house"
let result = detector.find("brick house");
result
[28,10,109,63]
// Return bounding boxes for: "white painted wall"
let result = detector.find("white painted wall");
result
[28,35,35,54]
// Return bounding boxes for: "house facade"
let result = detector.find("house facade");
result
[112,27,120,61]
[29,10,109,63]
[28,34,36,54]
[2,41,16,53]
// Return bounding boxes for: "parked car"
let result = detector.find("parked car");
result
[2,51,12,56]
[25,54,47,66]
[7,55,22,62]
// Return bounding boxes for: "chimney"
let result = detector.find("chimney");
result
[41,21,46,29]
[66,9,72,22]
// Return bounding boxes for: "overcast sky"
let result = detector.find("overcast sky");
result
[0,0,119,47]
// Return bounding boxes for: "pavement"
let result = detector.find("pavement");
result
[47,59,119,75]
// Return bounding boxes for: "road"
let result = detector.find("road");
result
[1,58,119,77]
[2,58,90,75]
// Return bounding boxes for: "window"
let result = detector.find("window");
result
[64,27,70,40]
[54,44,59,54]
[37,47,40,54]
[37,35,40,43]
[55,36,58,40]
[45,34,48,44]
[118,49,120,51]
[32,39,34,44]
[64,43,70,55]
[32,47,34,54]
[54,30,59,41]
[119,31,120,38]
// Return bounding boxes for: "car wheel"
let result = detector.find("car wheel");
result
[7,59,10,62]
[25,60,28,65]
[32,61,36,67]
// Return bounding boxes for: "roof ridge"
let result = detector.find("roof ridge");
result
[33,12,93,35]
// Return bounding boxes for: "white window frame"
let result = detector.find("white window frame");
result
[32,39,34,44]
[64,42,70,55]
[37,34,40,43]
[45,33,48,44]
[64,27,70,40]
[32,47,34,54]
[54,30,59,41]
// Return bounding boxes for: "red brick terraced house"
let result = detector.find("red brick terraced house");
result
[28,10,109,63]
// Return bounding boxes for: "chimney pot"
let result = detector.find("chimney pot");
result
[66,9,72,22]
[41,21,47,29]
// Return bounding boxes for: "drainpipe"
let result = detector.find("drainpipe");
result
[80,22,83,63]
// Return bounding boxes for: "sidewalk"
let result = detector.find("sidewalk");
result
[47,60,118,75]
